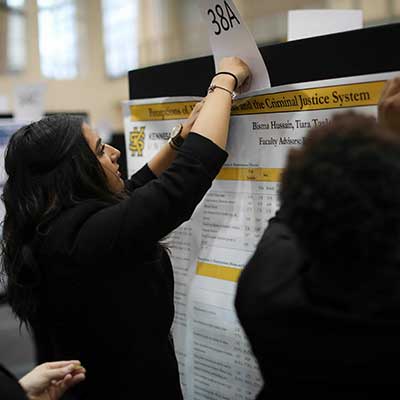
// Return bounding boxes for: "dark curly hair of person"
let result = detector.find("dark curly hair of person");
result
[280,112,400,281]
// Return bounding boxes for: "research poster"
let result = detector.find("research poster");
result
[123,71,397,400]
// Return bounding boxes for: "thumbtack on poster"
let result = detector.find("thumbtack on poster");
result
[13,82,46,122]
[288,9,363,41]
[196,0,271,92]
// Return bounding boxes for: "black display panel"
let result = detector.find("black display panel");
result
[129,23,400,99]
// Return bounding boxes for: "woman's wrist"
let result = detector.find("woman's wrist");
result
[211,74,236,91]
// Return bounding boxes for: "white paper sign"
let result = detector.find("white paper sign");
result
[0,96,9,113]
[196,0,271,91]
[13,83,46,122]
[288,9,363,41]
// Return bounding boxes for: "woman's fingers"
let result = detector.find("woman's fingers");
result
[192,100,204,114]
[54,372,85,396]
[378,77,400,134]
[67,373,85,386]
[45,361,81,369]
[217,57,251,89]
[44,363,85,381]
[185,99,205,129]
[237,75,252,94]
[380,77,400,99]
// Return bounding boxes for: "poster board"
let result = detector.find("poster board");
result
[124,71,398,399]
[129,23,400,99]
[126,24,400,399]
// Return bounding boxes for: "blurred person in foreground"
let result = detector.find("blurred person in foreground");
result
[235,109,400,399]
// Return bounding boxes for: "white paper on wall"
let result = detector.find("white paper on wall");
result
[195,0,271,92]
[288,9,363,41]
[0,95,9,113]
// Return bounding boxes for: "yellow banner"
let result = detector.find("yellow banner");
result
[197,262,241,282]
[216,167,283,182]
[129,81,386,121]
[130,101,198,121]
[231,80,385,115]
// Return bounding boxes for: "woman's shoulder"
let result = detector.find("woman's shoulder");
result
[35,200,112,256]
[57,200,110,223]
[43,200,110,232]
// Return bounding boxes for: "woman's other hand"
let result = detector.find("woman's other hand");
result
[182,99,205,137]
[218,56,251,91]
[189,56,251,149]
[19,361,86,400]
[378,77,400,134]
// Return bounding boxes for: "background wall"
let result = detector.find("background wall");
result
[0,0,127,132]
[1,0,400,133]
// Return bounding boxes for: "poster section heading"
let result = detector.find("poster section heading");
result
[128,80,384,122]
[126,79,386,184]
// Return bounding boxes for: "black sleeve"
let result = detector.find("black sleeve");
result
[124,164,157,192]
[0,365,28,400]
[235,207,305,320]
[73,132,228,258]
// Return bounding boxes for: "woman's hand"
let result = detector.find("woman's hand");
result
[217,56,251,91]
[183,57,250,137]
[19,361,86,400]
[182,99,205,137]
[378,77,400,134]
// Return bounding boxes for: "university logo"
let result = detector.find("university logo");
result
[129,126,145,156]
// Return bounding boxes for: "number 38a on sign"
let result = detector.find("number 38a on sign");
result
[207,0,240,36]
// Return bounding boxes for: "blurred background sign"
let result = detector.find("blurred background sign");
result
[288,9,363,41]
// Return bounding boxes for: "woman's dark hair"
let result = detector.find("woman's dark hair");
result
[1,114,121,324]
[280,112,400,279]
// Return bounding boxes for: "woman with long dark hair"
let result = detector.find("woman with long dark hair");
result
[2,57,250,399]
